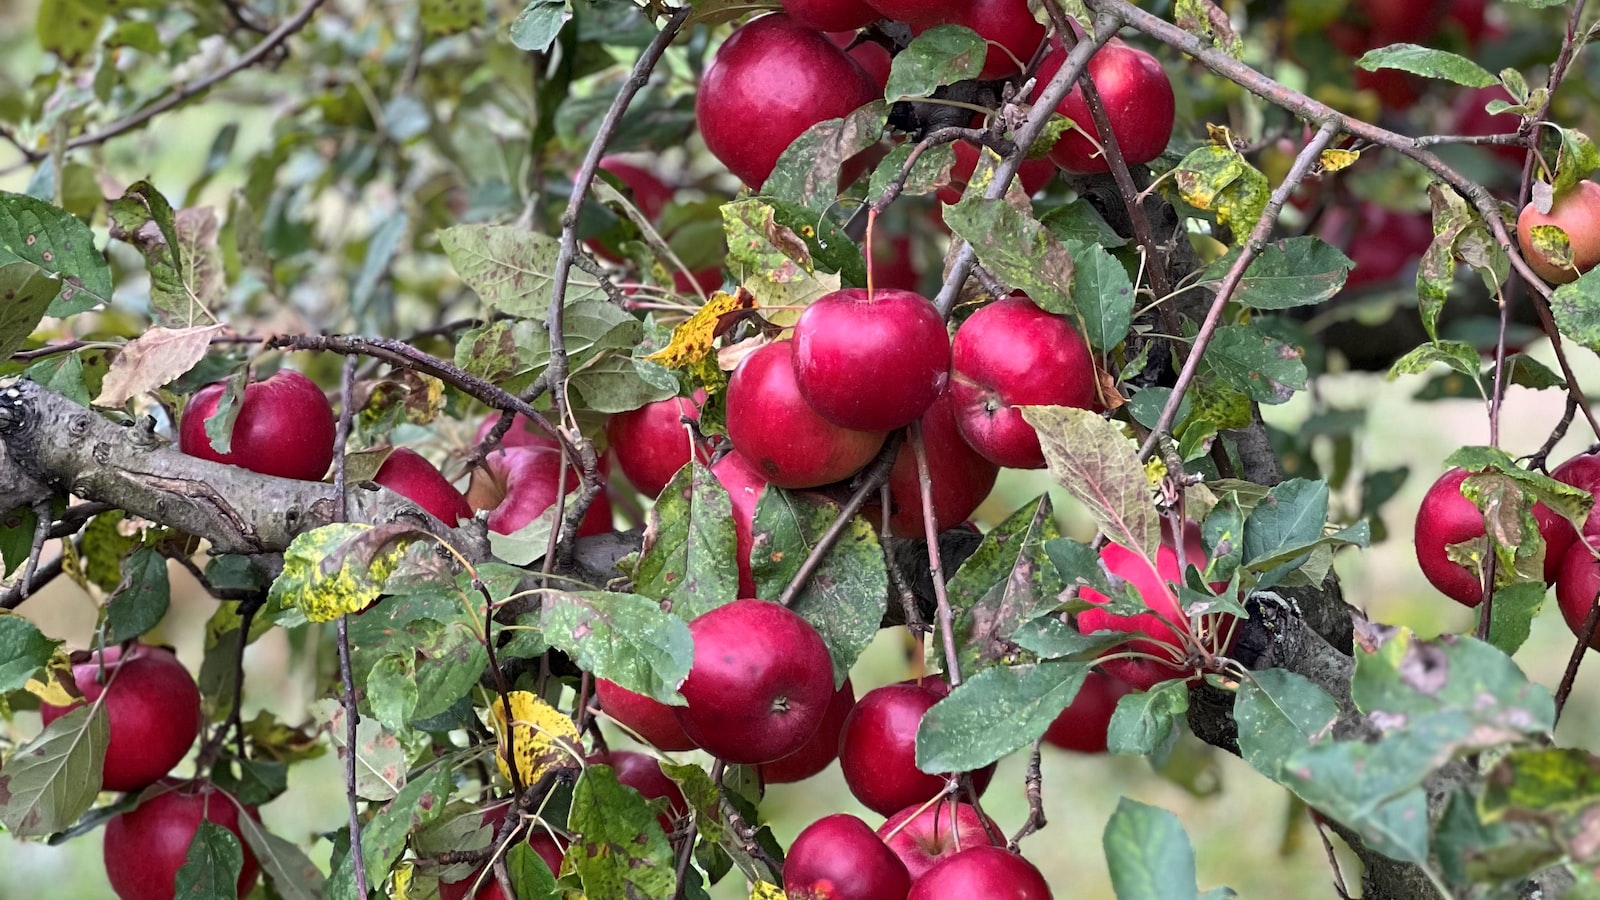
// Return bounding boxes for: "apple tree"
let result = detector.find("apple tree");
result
[1,0,1598,898]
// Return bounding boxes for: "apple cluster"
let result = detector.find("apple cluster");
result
[38,645,260,900]
[1414,454,1600,651]
[693,7,1176,191]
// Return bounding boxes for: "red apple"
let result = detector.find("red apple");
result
[938,140,1055,205]
[712,450,768,598]
[102,779,261,900]
[674,599,836,764]
[475,413,559,452]
[599,157,673,223]
[1357,0,1450,43]
[874,384,999,539]
[696,14,881,189]
[726,340,888,489]
[869,232,921,293]
[1451,85,1525,168]
[1075,523,1232,692]
[373,448,472,524]
[1558,538,1600,651]
[761,677,855,784]
[40,645,202,793]
[785,813,912,900]
[1551,450,1600,539]
[606,392,708,498]
[862,0,966,27]
[179,369,336,482]
[948,294,1099,470]
[673,267,724,295]
[838,680,995,817]
[849,41,893,92]
[1041,669,1130,754]
[791,288,951,432]
[784,0,880,32]
[1518,180,1600,285]
[601,750,688,833]
[876,798,999,881]
[1414,467,1570,608]
[1317,204,1434,291]
[1035,39,1174,174]
[467,447,613,537]
[910,0,1044,80]
[907,846,1053,900]
[595,678,697,752]
[440,807,566,900]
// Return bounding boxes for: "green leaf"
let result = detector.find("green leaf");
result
[764,198,867,285]
[37,0,106,64]
[1023,406,1158,559]
[438,224,607,316]
[174,821,245,900]
[510,0,570,51]
[1103,798,1202,900]
[943,198,1076,314]
[1072,241,1135,352]
[0,264,60,361]
[540,591,693,704]
[0,703,109,836]
[947,497,1064,675]
[633,462,739,620]
[1549,268,1600,354]
[409,617,491,720]
[319,700,406,801]
[1234,668,1338,780]
[915,661,1089,773]
[1386,340,1481,381]
[1417,185,1476,340]
[867,142,957,201]
[1279,740,1433,866]
[719,199,841,314]
[1171,145,1269,246]
[507,840,560,896]
[568,765,675,900]
[884,25,986,100]
[1545,124,1600,203]
[751,489,888,685]
[1041,201,1127,249]
[329,765,452,900]
[764,102,888,211]
[1106,680,1189,756]
[0,191,111,316]
[1240,479,1328,587]
[1485,581,1546,657]
[0,612,55,692]
[234,813,325,900]
[367,655,419,733]
[103,547,171,644]
[267,523,413,624]
[1350,629,1554,736]
[1356,44,1497,87]
[421,0,486,34]
[1202,237,1353,309]
[1202,323,1307,404]
[1481,747,1600,823]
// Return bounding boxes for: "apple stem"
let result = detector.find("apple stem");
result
[865,207,878,302]
[911,422,962,687]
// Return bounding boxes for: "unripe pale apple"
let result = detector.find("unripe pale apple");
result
[102,779,261,900]
[726,340,887,489]
[791,288,951,432]
[674,599,836,764]
[1035,40,1174,174]
[1517,181,1600,285]
[40,644,202,793]
[948,294,1099,470]
[696,14,880,189]
[373,448,472,524]
[179,369,336,482]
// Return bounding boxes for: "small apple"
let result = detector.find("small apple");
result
[605,391,708,498]
[599,750,688,833]
[948,294,1098,470]
[40,644,202,793]
[873,384,999,539]
[673,267,725,296]
[876,798,1000,881]
[785,813,912,900]
[907,846,1053,900]
[674,599,836,764]
[938,140,1055,205]
[1517,180,1600,285]
[1035,39,1174,174]
[467,447,613,537]
[696,14,881,189]
[102,779,261,900]
[179,369,336,482]
[761,677,855,784]
[595,678,698,752]
[726,340,888,489]
[1041,669,1130,754]
[784,0,880,32]
[1414,467,1570,607]
[791,288,951,432]
[373,448,472,524]
[838,680,995,818]
[1075,522,1232,692]
[712,450,769,598]
[1557,538,1600,651]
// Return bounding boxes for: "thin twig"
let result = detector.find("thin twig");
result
[911,423,962,685]
[1554,592,1600,723]
[1008,741,1047,849]
[0,551,63,610]
[332,354,368,897]
[775,432,905,608]
[16,501,52,603]
[1313,811,1354,900]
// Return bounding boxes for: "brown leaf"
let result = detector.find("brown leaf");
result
[93,324,223,408]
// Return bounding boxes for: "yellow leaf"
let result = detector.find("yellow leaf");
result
[750,881,786,900]
[1319,148,1360,172]
[390,860,413,899]
[644,288,756,370]
[1144,456,1169,489]
[24,647,77,707]
[489,691,584,786]
[271,523,412,623]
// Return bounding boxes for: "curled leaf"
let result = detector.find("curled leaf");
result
[489,690,583,786]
